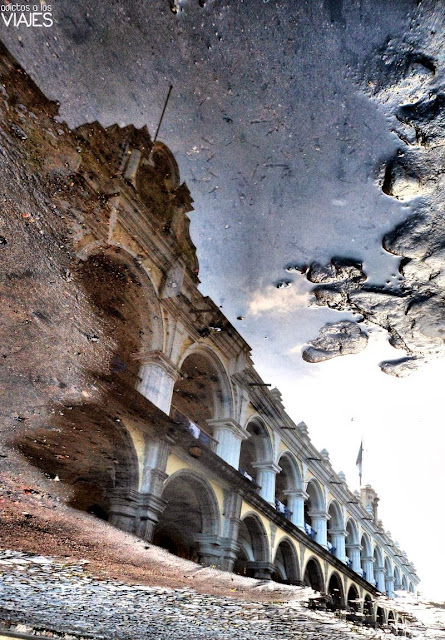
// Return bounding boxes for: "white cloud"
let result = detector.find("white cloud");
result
[248,282,311,316]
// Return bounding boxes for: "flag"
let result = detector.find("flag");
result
[356,441,363,486]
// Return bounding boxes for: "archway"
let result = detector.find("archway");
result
[275,452,302,519]
[18,406,139,529]
[79,248,162,382]
[304,478,325,541]
[327,500,344,559]
[373,546,385,591]
[234,513,269,577]
[402,575,409,591]
[376,606,385,626]
[384,557,394,597]
[345,518,360,571]
[272,538,300,585]
[360,533,372,580]
[172,348,232,442]
[303,557,324,592]
[388,611,395,625]
[327,572,345,610]
[363,594,373,620]
[239,417,273,482]
[153,471,220,564]
[394,566,402,591]
[347,584,360,612]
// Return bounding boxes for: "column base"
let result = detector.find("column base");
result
[107,488,140,534]
[135,492,167,541]
[246,561,276,580]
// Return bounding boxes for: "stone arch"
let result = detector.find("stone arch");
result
[385,556,394,577]
[360,532,372,571]
[153,470,220,563]
[172,345,234,438]
[275,451,302,516]
[394,565,402,590]
[363,594,373,619]
[18,406,140,530]
[408,582,415,593]
[327,571,345,610]
[276,451,303,491]
[345,518,360,570]
[347,583,360,612]
[388,610,396,624]
[376,606,386,625]
[305,478,325,511]
[77,245,165,380]
[402,575,409,591]
[303,556,325,592]
[234,512,270,576]
[327,499,344,560]
[272,537,300,585]
[373,545,385,591]
[239,416,274,482]
[373,545,384,567]
[304,478,326,541]
[345,518,360,545]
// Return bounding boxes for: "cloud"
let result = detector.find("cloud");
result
[248,282,311,316]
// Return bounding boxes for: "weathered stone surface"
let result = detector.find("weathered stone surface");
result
[303,25,445,376]
[302,321,368,363]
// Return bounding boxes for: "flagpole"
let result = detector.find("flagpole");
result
[356,439,363,488]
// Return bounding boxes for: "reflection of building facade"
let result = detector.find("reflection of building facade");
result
[1,42,418,627]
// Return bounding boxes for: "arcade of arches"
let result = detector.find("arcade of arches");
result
[8,53,419,632]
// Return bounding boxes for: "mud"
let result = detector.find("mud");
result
[303,12,445,376]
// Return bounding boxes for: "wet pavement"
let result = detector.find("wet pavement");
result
[0,549,420,640]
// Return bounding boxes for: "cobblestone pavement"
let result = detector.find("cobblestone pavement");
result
[0,550,422,640]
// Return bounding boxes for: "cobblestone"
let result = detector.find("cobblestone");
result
[0,550,428,640]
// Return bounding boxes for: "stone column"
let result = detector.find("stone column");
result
[385,575,395,599]
[137,353,179,414]
[394,575,402,591]
[283,489,308,530]
[246,561,276,580]
[362,555,375,584]
[329,528,347,563]
[107,488,139,534]
[195,534,224,568]
[375,567,386,592]
[136,433,173,541]
[219,490,243,572]
[346,543,362,573]
[252,461,281,504]
[309,510,329,548]
[207,418,250,469]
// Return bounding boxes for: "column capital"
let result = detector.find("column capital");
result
[309,509,330,520]
[329,528,347,537]
[283,489,308,500]
[135,351,180,379]
[362,555,375,563]
[207,418,250,440]
[252,460,281,474]
[346,543,363,551]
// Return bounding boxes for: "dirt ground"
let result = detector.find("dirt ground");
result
[0,452,300,603]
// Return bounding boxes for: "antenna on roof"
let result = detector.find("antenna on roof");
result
[154,84,173,143]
